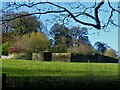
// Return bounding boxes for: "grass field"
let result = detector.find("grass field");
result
[1,59,120,89]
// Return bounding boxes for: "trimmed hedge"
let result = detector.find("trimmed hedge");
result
[44,52,52,61]
[31,52,118,63]
[9,53,32,60]
[32,52,44,61]
[71,53,118,63]
[96,53,118,63]
[32,52,52,61]
[52,53,71,62]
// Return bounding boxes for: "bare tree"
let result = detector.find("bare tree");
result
[1,0,120,30]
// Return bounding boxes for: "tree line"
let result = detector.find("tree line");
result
[1,11,118,59]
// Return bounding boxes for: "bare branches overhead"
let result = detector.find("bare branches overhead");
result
[1,0,119,30]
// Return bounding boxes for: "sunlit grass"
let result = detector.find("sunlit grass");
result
[1,59,119,89]
[1,59,118,80]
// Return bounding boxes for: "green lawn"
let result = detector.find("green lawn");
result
[2,59,119,78]
[1,59,119,89]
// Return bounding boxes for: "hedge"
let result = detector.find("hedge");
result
[32,52,44,61]
[52,53,71,62]
[9,53,32,60]
[13,52,118,63]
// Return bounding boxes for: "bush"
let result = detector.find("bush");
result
[10,32,50,53]
[68,42,95,55]
[1,42,10,55]
[104,48,117,59]
[50,44,68,53]
[9,45,25,53]
[22,32,50,53]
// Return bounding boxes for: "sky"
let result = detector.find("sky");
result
[1,1,119,51]
[0,0,119,2]
[87,2,118,51]
[39,2,119,51]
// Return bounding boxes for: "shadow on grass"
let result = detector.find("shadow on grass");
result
[2,75,120,90]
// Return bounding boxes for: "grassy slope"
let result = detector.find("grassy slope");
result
[2,59,118,78]
[1,59,120,89]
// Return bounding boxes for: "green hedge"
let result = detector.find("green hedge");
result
[71,53,94,62]
[32,52,44,61]
[32,52,52,61]
[10,53,32,60]
[32,53,71,62]
[31,52,118,63]
[52,53,71,62]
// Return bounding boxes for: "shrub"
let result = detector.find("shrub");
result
[68,42,95,55]
[1,42,10,55]
[104,48,117,59]
[9,45,25,53]
[10,32,50,53]
[22,32,50,53]
[50,44,68,53]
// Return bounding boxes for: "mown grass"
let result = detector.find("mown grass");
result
[2,59,118,77]
[1,59,120,89]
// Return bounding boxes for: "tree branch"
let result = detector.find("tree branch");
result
[94,0,105,29]
[1,1,108,30]
[107,0,120,13]
[1,10,66,23]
